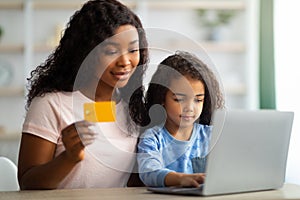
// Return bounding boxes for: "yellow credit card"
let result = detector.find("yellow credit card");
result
[84,101,116,122]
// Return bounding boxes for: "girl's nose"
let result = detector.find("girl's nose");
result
[183,101,194,112]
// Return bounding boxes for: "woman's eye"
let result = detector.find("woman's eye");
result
[105,50,118,55]
[103,47,119,55]
[174,98,184,102]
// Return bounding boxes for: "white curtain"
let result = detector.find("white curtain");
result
[274,0,300,184]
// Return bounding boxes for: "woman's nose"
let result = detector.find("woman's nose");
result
[117,53,131,67]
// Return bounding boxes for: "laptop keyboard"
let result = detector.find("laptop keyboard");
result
[147,184,204,195]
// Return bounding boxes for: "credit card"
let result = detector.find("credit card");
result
[84,101,116,122]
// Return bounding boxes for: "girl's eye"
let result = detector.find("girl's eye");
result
[129,48,139,54]
[195,98,204,103]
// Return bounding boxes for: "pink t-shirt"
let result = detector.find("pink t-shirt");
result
[22,91,138,189]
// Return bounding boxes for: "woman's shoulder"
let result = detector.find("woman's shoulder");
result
[29,92,58,108]
[31,91,78,104]
[28,91,79,114]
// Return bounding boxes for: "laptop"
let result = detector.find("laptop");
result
[147,109,294,196]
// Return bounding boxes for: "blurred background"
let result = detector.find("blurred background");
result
[0,0,299,185]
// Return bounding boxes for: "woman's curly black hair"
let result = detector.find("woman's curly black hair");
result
[26,0,149,126]
[145,51,224,126]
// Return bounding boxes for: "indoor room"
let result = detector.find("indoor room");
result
[0,0,299,198]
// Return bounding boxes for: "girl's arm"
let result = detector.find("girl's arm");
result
[165,172,205,187]
[137,137,165,186]
[18,121,96,190]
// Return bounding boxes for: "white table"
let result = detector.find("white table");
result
[1,184,300,200]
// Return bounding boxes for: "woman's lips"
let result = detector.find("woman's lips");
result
[111,71,131,80]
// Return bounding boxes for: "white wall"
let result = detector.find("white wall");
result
[274,0,300,185]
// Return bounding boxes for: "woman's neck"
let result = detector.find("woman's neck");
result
[80,81,120,102]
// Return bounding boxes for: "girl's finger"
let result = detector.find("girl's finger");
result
[191,180,200,188]
[195,174,205,183]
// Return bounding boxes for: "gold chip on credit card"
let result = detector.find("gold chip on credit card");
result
[84,101,116,122]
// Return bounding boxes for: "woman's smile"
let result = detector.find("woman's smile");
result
[111,70,132,80]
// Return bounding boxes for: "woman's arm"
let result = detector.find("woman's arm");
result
[18,133,78,189]
[18,121,96,190]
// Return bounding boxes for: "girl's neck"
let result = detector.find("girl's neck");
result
[165,122,194,141]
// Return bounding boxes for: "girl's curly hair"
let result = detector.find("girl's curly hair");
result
[26,0,149,126]
[145,51,224,126]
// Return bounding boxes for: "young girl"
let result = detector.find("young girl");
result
[18,0,148,189]
[137,51,224,187]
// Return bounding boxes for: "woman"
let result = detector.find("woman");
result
[18,0,148,189]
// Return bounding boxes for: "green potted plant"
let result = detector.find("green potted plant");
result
[196,9,236,40]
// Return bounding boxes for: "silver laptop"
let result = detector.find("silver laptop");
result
[147,109,294,196]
